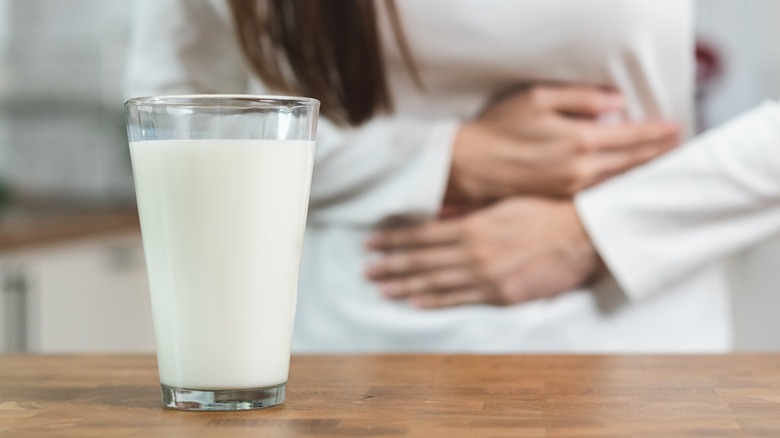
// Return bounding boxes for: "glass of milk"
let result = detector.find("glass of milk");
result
[124,95,319,411]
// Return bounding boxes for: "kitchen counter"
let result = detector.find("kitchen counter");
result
[1,354,780,437]
[0,202,139,250]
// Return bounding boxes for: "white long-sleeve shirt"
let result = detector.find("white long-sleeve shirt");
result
[126,0,756,352]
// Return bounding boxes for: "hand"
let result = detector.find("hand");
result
[366,197,601,309]
[445,84,680,204]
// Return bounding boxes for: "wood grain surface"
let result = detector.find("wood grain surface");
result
[0,204,139,250]
[1,354,780,437]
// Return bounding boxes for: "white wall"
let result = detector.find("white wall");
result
[0,0,135,202]
[696,0,780,351]
[696,0,780,127]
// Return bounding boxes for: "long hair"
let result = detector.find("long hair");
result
[227,0,420,126]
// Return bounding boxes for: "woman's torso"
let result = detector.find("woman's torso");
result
[214,0,729,352]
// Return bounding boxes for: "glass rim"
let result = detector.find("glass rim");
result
[124,94,320,109]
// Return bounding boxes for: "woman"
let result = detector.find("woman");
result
[126,0,713,352]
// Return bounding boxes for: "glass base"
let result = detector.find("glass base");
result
[161,382,285,411]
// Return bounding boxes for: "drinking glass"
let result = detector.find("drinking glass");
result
[124,95,319,411]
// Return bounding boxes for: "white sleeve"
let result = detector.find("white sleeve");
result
[124,0,459,227]
[308,117,459,226]
[575,100,780,300]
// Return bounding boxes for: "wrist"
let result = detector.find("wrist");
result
[445,122,489,205]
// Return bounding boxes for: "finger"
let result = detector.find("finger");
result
[377,267,476,298]
[365,246,469,279]
[579,121,680,151]
[408,288,487,309]
[582,135,678,187]
[531,85,624,117]
[367,220,464,250]
[438,204,472,220]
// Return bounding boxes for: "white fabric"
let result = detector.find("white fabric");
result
[577,101,780,300]
[126,0,741,352]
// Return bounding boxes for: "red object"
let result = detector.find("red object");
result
[695,39,724,130]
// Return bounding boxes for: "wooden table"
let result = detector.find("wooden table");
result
[0,202,139,250]
[2,355,780,437]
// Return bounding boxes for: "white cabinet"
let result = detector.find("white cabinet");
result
[0,263,27,352]
[729,236,780,351]
[0,231,155,353]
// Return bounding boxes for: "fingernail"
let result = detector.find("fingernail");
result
[659,121,680,131]
[602,94,623,109]
[379,282,401,297]
[365,235,380,249]
[364,265,382,279]
[409,297,429,308]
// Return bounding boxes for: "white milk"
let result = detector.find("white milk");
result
[130,139,314,390]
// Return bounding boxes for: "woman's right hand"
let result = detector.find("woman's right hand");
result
[445,85,681,205]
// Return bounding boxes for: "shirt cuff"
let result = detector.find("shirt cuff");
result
[574,187,665,302]
[407,119,461,218]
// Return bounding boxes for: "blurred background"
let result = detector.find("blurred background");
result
[1,0,779,353]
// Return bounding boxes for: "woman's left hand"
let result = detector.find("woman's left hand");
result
[365,198,602,309]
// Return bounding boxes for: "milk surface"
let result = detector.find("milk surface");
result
[130,139,314,389]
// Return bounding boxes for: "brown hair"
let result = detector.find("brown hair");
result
[227,0,419,126]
